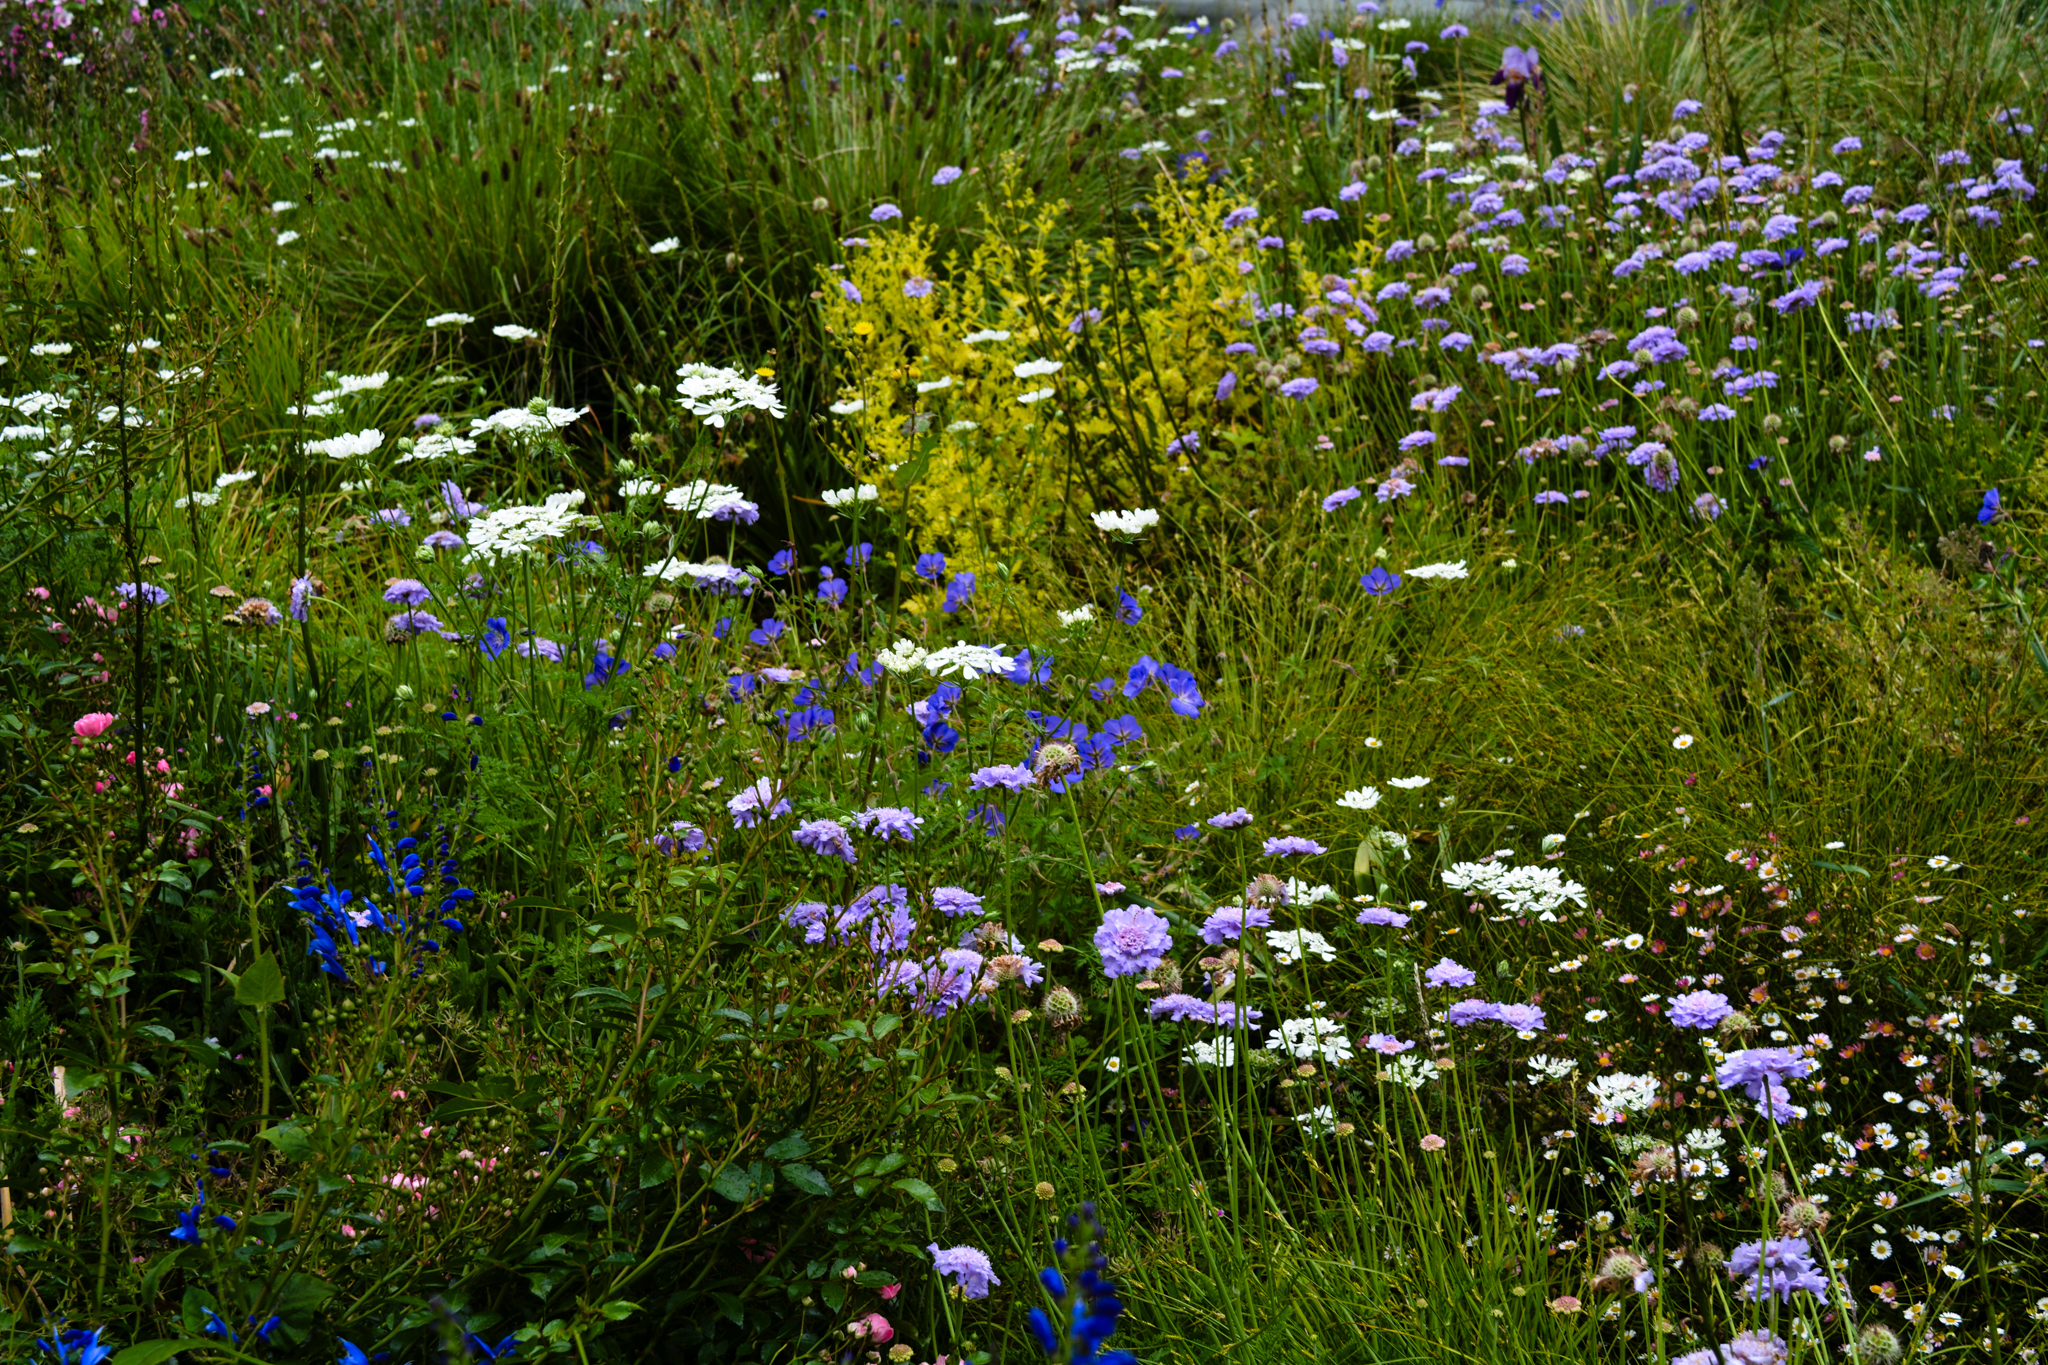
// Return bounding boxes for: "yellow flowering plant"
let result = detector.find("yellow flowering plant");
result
[814,160,1375,580]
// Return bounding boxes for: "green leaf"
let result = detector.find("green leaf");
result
[113,1342,213,1365]
[892,1176,944,1212]
[764,1131,811,1160]
[872,1152,908,1176]
[258,1122,315,1162]
[235,952,286,1008]
[781,1162,832,1197]
[707,1164,759,1204]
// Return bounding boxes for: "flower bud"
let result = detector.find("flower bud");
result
[1035,741,1082,783]
[1857,1325,1903,1365]
[1042,985,1083,1029]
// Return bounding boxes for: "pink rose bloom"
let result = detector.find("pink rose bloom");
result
[879,1283,902,1301]
[73,712,117,739]
[851,1313,893,1343]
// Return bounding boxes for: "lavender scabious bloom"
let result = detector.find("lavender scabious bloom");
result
[1215,370,1238,403]
[653,821,708,855]
[382,578,432,606]
[515,637,562,661]
[1494,1003,1546,1032]
[1261,836,1326,856]
[385,609,445,639]
[1206,806,1254,829]
[1199,903,1271,944]
[1149,992,1217,1023]
[929,1243,1000,1299]
[1424,957,1476,988]
[855,806,924,842]
[1278,377,1319,399]
[1668,989,1733,1029]
[1095,905,1173,978]
[1719,1330,1791,1365]
[1354,906,1410,927]
[288,575,317,622]
[1446,999,1500,1026]
[115,581,172,606]
[839,280,863,303]
[932,165,963,186]
[794,818,857,863]
[422,529,464,549]
[1715,1046,1814,1121]
[1322,486,1362,512]
[373,507,412,528]
[1728,1237,1829,1303]
[727,778,792,827]
[903,276,934,299]
[1398,429,1437,450]
[931,886,983,918]
[870,202,903,222]
[969,763,1036,792]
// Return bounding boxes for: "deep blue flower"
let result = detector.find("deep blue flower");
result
[479,617,511,660]
[1114,587,1143,623]
[845,541,873,567]
[1979,488,2003,523]
[1360,566,1401,596]
[749,617,785,645]
[583,647,631,689]
[914,551,948,580]
[768,549,798,575]
[36,1327,114,1365]
[942,570,977,614]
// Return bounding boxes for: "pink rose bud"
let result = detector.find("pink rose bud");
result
[73,712,117,739]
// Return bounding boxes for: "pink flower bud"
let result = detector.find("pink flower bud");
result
[73,712,117,739]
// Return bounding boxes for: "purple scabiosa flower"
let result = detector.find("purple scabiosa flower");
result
[1360,566,1400,596]
[794,818,857,863]
[1728,1237,1829,1303]
[1206,806,1254,829]
[1376,476,1415,502]
[1262,836,1326,857]
[727,778,792,827]
[931,886,983,918]
[969,763,1036,793]
[902,276,935,299]
[871,202,903,221]
[116,581,172,606]
[440,481,485,520]
[1500,253,1531,275]
[374,507,412,528]
[1200,903,1271,944]
[382,578,432,606]
[422,529,464,549]
[1696,403,1736,421]
[1693,492,1725,521]
[1149,992,1216,1023]
[1534,490,1570,507]
[1669,989,1732,1028]
[1222,205,1260,229]
[1718,1331,1790,1365]
[1398,429,1437,450]
[413,412,443,430]
[514,637,562,661]
[930,1243,1000,1298]
[1716,1046,1813,1122]
[1424,957,1476,988]
[652,821,708,855]
[1278,377,1319,399]
[1323,486,1363,512]
[1302,206,1339,223]
[1447,999,1500,1026]
[855,806,924,842]
[839,280,863,303]
[1366,1032,1416,1055]
[1644,447,1682,493]
[1494,1003,1546,1032]
[288,575,318,621]
[1354,906,1410,927]
[932,165,963,186]
[1094,905,1173,978]
[1438,331,1474,351]
[385,609,445,638]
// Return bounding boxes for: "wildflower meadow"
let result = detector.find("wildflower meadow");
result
[4,0,2048,1361]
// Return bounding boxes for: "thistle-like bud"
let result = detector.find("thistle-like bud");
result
[1416,232,1438,252]
[1144,957,1183,994]
[1718,1010,1757,1037]
[1035,741,1082,784]
[1762,413,1783,434]
[1042,985,1083,1029]
[1856,1325,1903,1365]
[1777,1196,1829,1234]
[1246,873,1288,906]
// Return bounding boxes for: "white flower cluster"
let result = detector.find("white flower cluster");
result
[462,490,592,563]
[1587,1072,1660,1124]
[675,363,786,428]
[470,404,589,439]
[923,643,1016,679]
[305,428,384,460]
[641,559,756,593]
[1405,560,1469,580]
[821,484,879,508]
[1267,928,1338,966]
[1266,1015,1352,1063]
[400,432,479,463]
[664,480,757,520]
[1441,860,1588,921]
[1336,786,1381,811]
[1091,508,1160,536]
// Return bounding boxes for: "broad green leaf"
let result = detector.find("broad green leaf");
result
[113,1342,212,1365]
[892,1176,944,1212]
[781,1162,832,1197]
[764,1131,811,1160]
[235,952,286,1008]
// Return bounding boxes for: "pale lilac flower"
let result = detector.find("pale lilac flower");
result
[794,818,857,863]
[1669,989,1732,1028]
[1424,957,1476,988]
[1094,905,1172,978]
[1262,836,1326,857]
[932,886,983,918]
[1206,807,1254,829]
[1199,903,1271,944]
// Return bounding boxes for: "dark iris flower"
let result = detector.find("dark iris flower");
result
[1360,566,1401,596]
[1979,488,2003,523]
[1489,45,1541,109]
